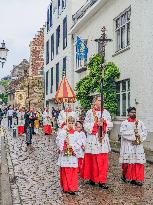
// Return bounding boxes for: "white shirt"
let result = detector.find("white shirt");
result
[84,109,113,154]
[7,109,14,117]
[56,129,81,168]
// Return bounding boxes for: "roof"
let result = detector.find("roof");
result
[70,0,108,34]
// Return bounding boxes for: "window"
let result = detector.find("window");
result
[62,0,66,9]
[56,25,60,55]
[63,57,66,77]
[116,79,130,116]
[63,17,67,49]
[46,71,49,95]
[50,3,53,27]
[58,0,61,15]
[47,9,49,32]
[56,63,59,91]
[51,34,54,61]
[46,40,49,65]
[115,7,131,51]
[50,67,53,93]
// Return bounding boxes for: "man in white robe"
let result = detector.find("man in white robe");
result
[81,96,113,189]
[119,107,147,186]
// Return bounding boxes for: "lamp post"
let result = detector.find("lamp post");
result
[95,26,112,138]
[0,40,9,68]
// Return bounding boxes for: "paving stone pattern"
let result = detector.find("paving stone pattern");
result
[4,128,153,205]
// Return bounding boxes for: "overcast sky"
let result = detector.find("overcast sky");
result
[0,0,50,79]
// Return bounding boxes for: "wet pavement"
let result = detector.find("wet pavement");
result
[2,126,153,205]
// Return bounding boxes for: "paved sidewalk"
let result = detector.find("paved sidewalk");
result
[2,128,153,205]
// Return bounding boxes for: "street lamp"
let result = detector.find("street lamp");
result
[95,26,112,139]
[0,40,9,68]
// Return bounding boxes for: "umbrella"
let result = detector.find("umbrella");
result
[55,77,76,104]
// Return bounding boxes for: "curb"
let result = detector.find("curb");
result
[1,128,12,205]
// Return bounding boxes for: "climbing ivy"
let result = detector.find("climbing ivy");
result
[75,54,120,116]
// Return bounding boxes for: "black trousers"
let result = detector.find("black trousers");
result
[26,126,32,145]
[8,116,12,128]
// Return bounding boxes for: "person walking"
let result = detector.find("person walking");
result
[7,106,14,128]
[119,107,147,186]
[81,95,113,189]
[56,116,82,195]
[0,108,3,127]
[18,107,25,136]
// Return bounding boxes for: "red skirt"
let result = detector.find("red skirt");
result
[81,153,108,183]
[60,167,78,192]
[18,126,24,135]
[122,163,144,181]
[43,125,52,135]
[78,158,83,173]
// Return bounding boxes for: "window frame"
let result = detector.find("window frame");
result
[56,25,60,55]
[56,63,59,91]
[63,17,67,49]
[50,3,53,27]
[51,33,54,61]
[63,57,66,77]
[50,67,53,93]
[45,71,49,95]
[46,40,49,65]
[116,79,130,117]
[114,7,131,52]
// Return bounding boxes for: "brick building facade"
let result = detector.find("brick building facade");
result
[29,27,44,76]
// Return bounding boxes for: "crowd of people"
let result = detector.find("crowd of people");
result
[0,97,148,196]
[0,106,61,148]
[56,95,147,195]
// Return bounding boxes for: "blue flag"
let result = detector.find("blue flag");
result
[76,36,88,61]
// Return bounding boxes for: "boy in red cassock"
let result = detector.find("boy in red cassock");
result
[56,116,81,195]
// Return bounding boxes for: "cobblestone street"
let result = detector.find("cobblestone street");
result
[2,127,153,205]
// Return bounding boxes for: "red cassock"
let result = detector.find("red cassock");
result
[57,129,79,192]
[18,126,24,136]
[81,153,108,183]
[60,167,78,192]
[78,158,83,173]
[122,163,144,181]
[43,125,52,135]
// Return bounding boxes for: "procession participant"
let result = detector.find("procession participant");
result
[29,108,37,135]
[24,109,36,149]
[119,107,147,186]
[0,108,3,127]
[56,116,81,195]
[34,110,41,134]
[75,121,86,173]
[43,108,52,135]
[13,108,19,125]
[58,104,78,130]
[81,95,113,189]
[17,107,25,136]
[7,106,14,129]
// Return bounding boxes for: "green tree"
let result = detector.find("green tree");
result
[0,79,10,104]
[75,54,120,116]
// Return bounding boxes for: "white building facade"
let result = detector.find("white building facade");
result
[70,0,153,150]
[44,0,86,109]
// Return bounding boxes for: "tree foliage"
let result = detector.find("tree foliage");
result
[75,54,120,115]
[0,79,10,104]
